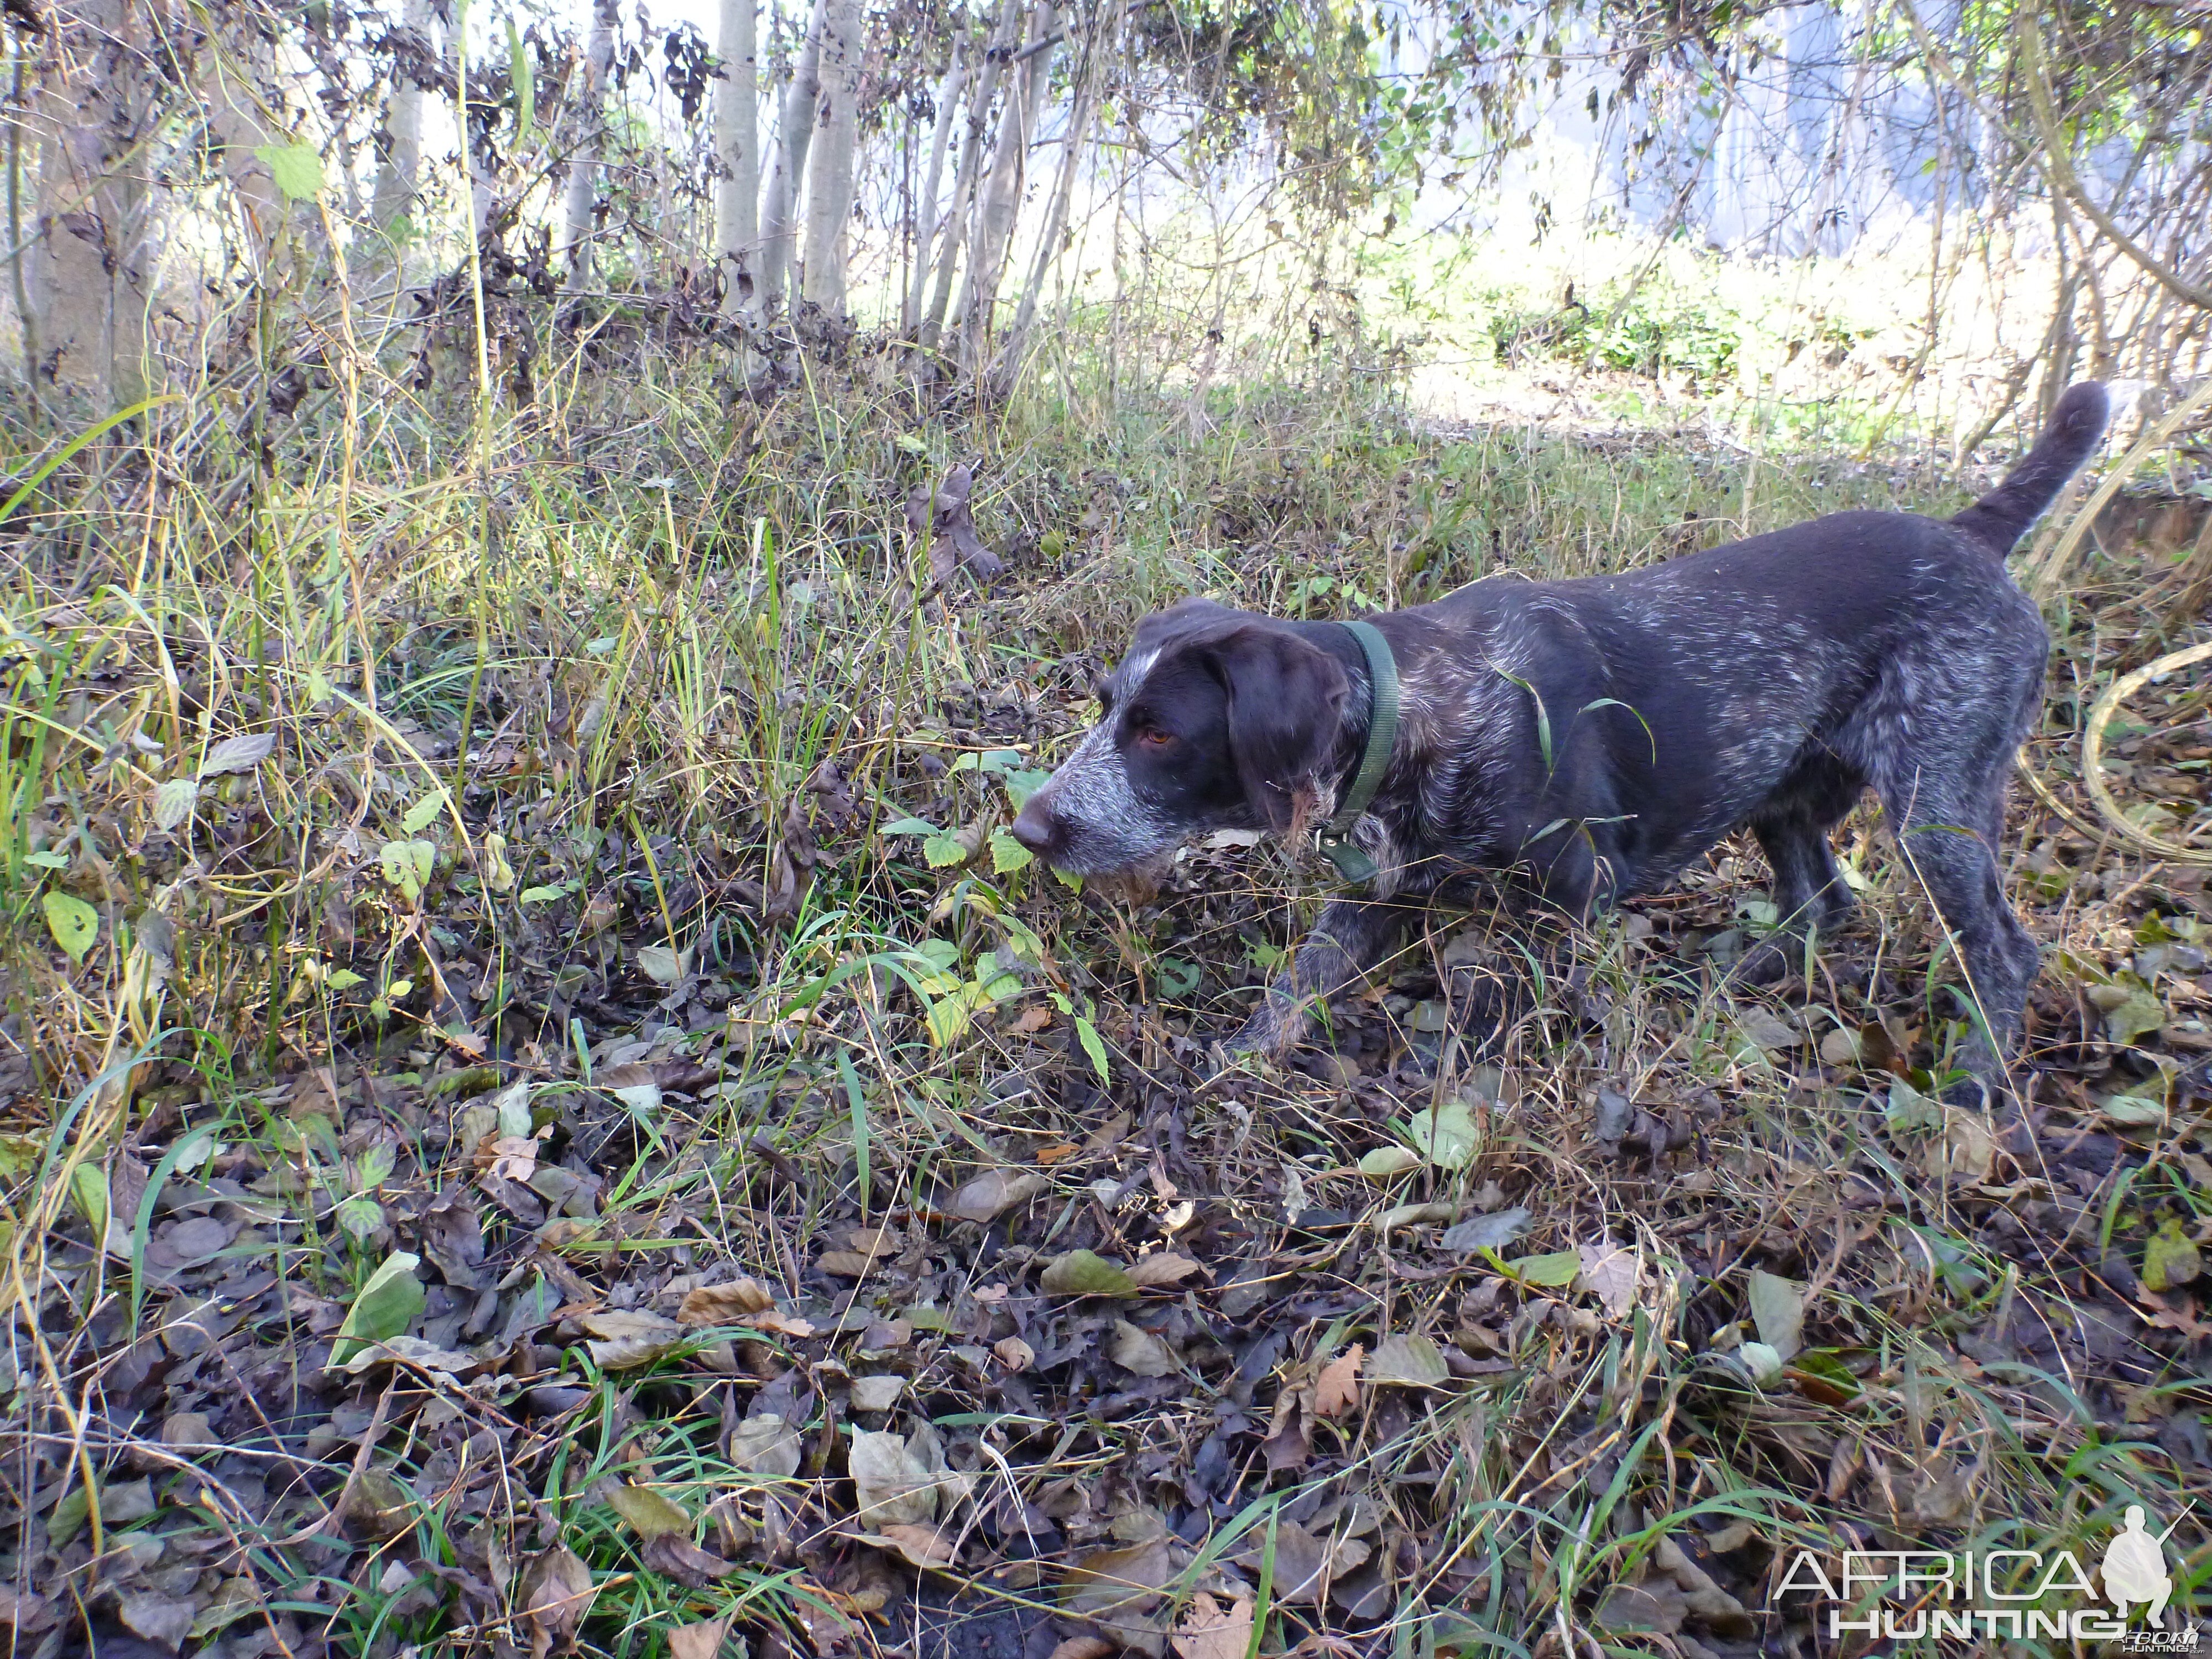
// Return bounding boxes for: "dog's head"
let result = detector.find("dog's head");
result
[1009,599,1350,875]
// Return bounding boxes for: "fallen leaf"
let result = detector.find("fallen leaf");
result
[816,1250,877,1277]
[677,1277,776,1325]
[668,1619,730,1659]
[1402,1098,1480,1168]
[1923,1108,1995,1183]
[1237,1520,1329,1603]
[1126,1251,1203,1288]
[947,1167,1048,1222]
[1062,1536,1176,1617]
[1047,1640,1115,1659]
[1014,1004,1057,1035]
[1314,1345,1364,1417]
[867,1522,958,1568]
[1577,1242,1638,1318]
[1746,1270,1804,1361]
[641,1533,739,1587]
[1172,1593,1254,1659]
[1109,1319,1180,1377]
[520,1546,596,1659]
[581,1309,684,1370]
[730,1415,802,1478]
[115,1593,194,1651]
[1040,1248,1139,1297]
[1365,1333,1449,1387]
[330,1251,425,1365]
[199,732,275,776]
[2143,1218,2202,1292]
[849,1430,936,1526]
[994,1336,1035,1371]
[1504,1249,1582,1287]
[1442,1207,1531,1254]
[1358,1145,1422,1178]
[851,1375,905,1412]
[609,1483,691,1541]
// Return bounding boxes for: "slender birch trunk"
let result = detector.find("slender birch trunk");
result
[713,0,759,315]
[994,0,1114,389]
[25,0,160,408]
[371,0,434,243]
[755,0,827,317]
[799,0,862,311]
[957,2,1056,369]
[904,36,966,336]
[560,0,619,293]
[920,0,1021,350]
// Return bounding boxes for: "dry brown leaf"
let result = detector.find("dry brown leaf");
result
[1047,1640,1115,1659]
[1126,1252,1203,1288]
[520,1545,596,1659]
[1171,1593,1254,1659]
[747,1309,818,1338]
[476,1134,540,1182]
[729,1415,802,1478]
[849,1431,936,1526]
[1061,1536,1176,1618]
[1314,1344,1364,1418]
[816,1250,876,1277]
[667,1619,729,1659]
[1109,1319,1180,1377]
[676,1279,774,1325]
[1576,1243,1638,1318]
[994,1336,1036,1371]
[1036,1141,1081,1165]
[946,1167,1049,1224]
[640,1533,739,1588]
[581,1310,684,1370]
[867,1522,958,1567]
[1013,1004,1056,1034]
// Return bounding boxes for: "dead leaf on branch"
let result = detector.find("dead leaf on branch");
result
[905,463,1005,592]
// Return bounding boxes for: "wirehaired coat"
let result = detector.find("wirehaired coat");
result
[1009,385,2111,1102]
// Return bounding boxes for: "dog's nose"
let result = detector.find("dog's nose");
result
[1009,797,1057,855]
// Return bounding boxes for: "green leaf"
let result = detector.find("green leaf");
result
[922,831,968,869]
[401,790,447,835]
[1746,1270,1804,1361]
[2143,1218,2201,1292]
[1004,768,1052,809]
[154,778,199,830]
[21,848,66,869]
[1502,1250,1583,1287]
[519,883,569,905]
[507,16,535,143]
[47,1483,91,1547]
[1040,1249,1139,1298]
[879,816,941,836]
[1402,1097,1479,1170]
[331,1251,425,1365]
[1074,1015,1111,1087]
[988,830,1032,874]
[324,968,366,992]
[1365,1332,1450,1386]
[378,839,436,901]
[2103,1094,2167,1127]
[609,1483,691,1540]
[1358,1145,1422,1179]
[254,141,325,202]
[354,1144,396,1190]
[71,1162,110,1238]
[42,891,98,962]
[1154,956,1201,998]
[335,1197,384,1241]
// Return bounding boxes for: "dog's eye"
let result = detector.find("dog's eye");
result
[1139,728,1173,747]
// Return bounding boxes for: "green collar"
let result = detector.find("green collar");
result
[1316,619,1399,885]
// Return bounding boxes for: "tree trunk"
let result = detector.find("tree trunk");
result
[754,0,826,317]
[713,0,759,315]
[560,0,619,293]
[920,0,1021,350]
[24,0,161,408]
[799,0,862,312]
[957,1,1057,370]
[904,35,967,336]
[369,0,434,242]
[203,19,294,281]
[994,0,1113,390]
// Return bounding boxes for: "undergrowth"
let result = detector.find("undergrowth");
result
[1,314,2207,1659]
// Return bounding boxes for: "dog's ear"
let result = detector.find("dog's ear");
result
[1197,625,1348,829]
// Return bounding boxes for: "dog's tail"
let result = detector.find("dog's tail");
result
[1949,382,2110,554]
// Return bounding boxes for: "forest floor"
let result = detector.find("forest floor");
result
[2,345,2209,1659]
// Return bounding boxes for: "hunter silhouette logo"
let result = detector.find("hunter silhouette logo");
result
[2103,1506,2177,1629]
[1777,1500,2196,1645]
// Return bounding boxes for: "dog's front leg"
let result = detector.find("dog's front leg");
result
[1227,896,1405,1057]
